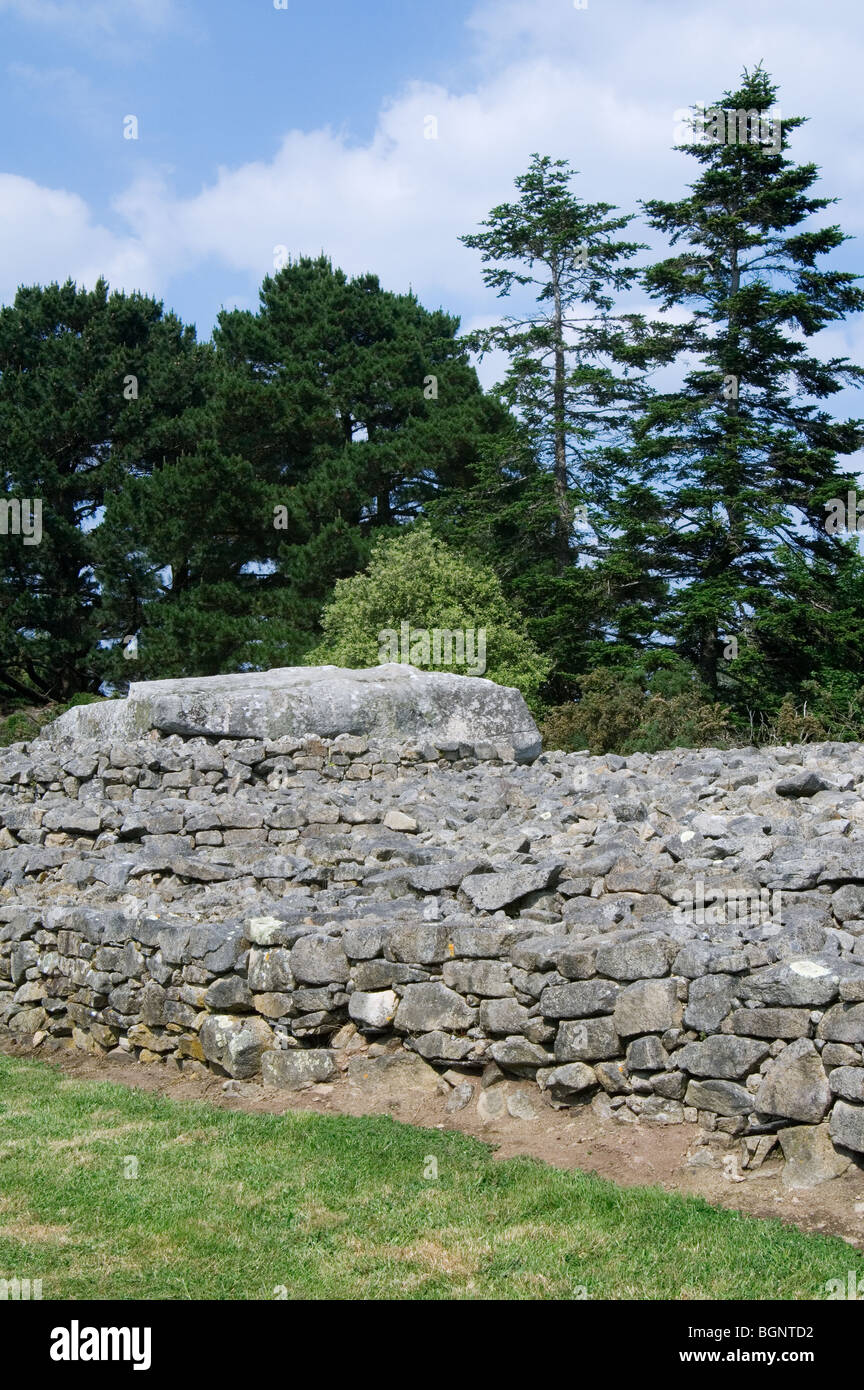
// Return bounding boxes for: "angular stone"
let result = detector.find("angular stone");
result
[290,934,349,985]
[479,998,535,1036]
[247,947,295,994]
[554,1017,619,1062]
[684,1079,755,1116]
[386,924,452,965]
[204,975,253,1013]
[754,1038,830,1123]
[540,979,619,1019]
[829,1100,864,1154]
[828,1065,864,1103]
[594,937,674,980]
[262,1048,336,1090]
[677,1035,770,1080]
[46,664,542,762]
[613,979,683,1037]
[779,1122,852,1188]
[728,1007,811,1039]
[348,989,398,1030]
[383,810,417,833]
[442,959,511,997]
[683,974,739,1032]
[775,770,830,797]
[817,1002,864,1044]
[410,1031,474,1062]
[626,1035,668,1071]
[394,982,475,1033]
[488,1036,554,1075]
[539,1063,596,1101]
[595,1060,631,1094]
[199,1014,274,1078]
[461,860,562,912]
[408,860,488,892]
[743,958,841,1008]
[347,1050,441,1094]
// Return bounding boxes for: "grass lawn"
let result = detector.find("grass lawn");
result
[0,1052,860,1300]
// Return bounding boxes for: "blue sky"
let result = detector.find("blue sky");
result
[1,0,862,420]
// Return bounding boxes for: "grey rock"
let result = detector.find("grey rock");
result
[204,975,253,1013]
[613,979,683,1037]
[347,1050,441,1094]
[753,1038,831,1123]
[828,1065,864,1103]
[348,989,398,1030]
[394,983,475,1033]
[684,974,739,1032]
[488,1037,554,1075]
[829,1100,864,1154]
[442,959,512,997]
[677,1035,770,1080]
[817,1002,864,1044]
[554,1017,620,1062]
[728,1007,811,1039]
[626,1035,668,1071]
[779,1123,852,1187]
[775,771,830,798]
[595,936,675,980]
[539,1062,596,1101]
[461,860,563,912]
[540,978,619,1019]
[262,1048,336,1090]
[290,934,349,985]
[46,664,542,762]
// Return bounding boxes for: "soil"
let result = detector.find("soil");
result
[4,1033,864,1252]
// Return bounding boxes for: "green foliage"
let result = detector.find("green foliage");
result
[0,693,104,748]
[0,278,212,702]
[613,65,864,702]
[3,77,863,753]
[307,523,551,708]
[541,660,731,754]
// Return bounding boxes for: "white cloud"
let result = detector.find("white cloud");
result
[0,0,177,33]
[0,0,861,362]
[0,174,155,303]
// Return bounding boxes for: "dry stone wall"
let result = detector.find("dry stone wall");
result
[3,704,864,1182]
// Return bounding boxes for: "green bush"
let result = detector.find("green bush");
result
[0,693,105,748]
[541,662,731,755]
[307,523,551,710]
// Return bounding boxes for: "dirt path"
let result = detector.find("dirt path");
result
[4,1034,864,1251]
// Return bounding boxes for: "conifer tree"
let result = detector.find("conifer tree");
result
[617,67,864,699]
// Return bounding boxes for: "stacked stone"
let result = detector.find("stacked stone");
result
[2,724,864,1180]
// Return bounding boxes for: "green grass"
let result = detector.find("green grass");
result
[0,1053,859,1300]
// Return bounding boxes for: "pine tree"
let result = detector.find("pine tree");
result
[624,67,864,702]
[459,154,673,575]
[0,279,208,703]
[213,256,509,653]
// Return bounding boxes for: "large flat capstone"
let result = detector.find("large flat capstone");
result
[45,664,541,761]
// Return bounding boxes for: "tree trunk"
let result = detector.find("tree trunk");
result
[551,266,571,575]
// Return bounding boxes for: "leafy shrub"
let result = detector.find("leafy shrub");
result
[0,694,105,748]
[541,662,731,755]
[307,522,551,710]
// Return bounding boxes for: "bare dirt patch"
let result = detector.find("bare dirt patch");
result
[4,1034,864,1251]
